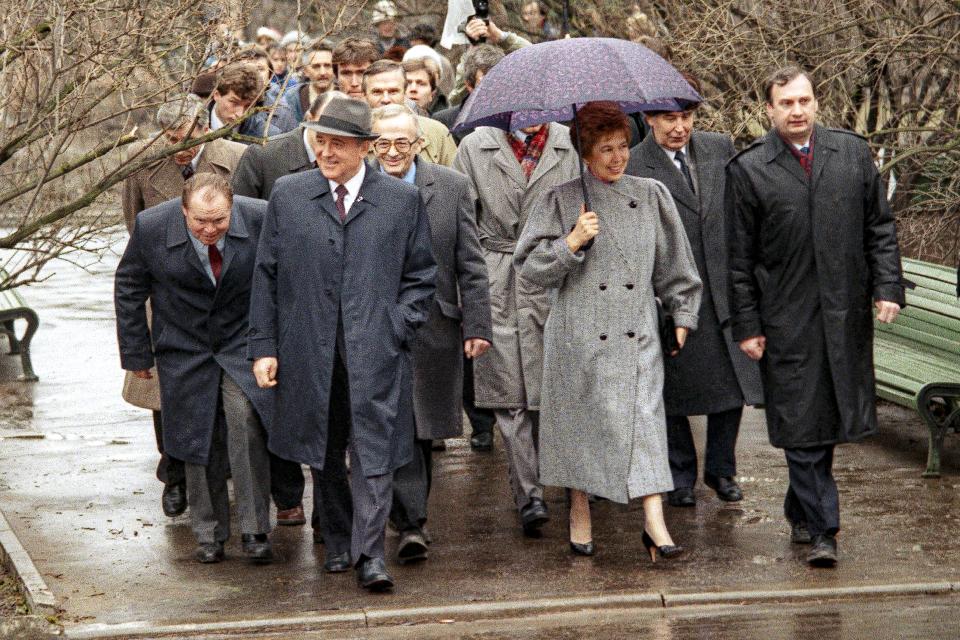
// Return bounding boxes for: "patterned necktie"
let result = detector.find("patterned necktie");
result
[675,150,695,194]
[335,184,348,222]
[208,244,222,284]
[181,164,195,180]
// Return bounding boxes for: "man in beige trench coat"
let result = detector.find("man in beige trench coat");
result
[121,93,246,518]
[453,122,578,536]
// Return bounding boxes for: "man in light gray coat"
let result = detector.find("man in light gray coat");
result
[454,122,579,536]
[371,104,492,563]
[626,95,763,509]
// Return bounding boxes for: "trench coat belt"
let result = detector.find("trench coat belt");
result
[480,237,517,253]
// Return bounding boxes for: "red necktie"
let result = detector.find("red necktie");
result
[335,184,348,222]
[208,244,222,284]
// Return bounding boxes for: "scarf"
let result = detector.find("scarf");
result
[507,126,550,180]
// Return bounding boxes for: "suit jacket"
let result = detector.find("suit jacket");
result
[453,123,579,409]
[232,128,314,200]
[627,131,763,412]
[115,196,273,465]
[728,125,904,448]
[248,164,437,475]
[122,137,247,232]
[407,159,492,439]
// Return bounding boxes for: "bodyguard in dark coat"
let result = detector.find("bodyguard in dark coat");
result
[370,105,492,563]
[115,175,274,563]
[727,67,904,567]
[627,105,762,509]
[249,96,437,591]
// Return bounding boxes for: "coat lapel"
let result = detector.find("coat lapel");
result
[218,203,250,282]
[414,159,437,210]
[689,133,722,218]
[809,125,836,191]
[305,169,343,225]
[636,135,698,213]
[148,158,184,202]
[343,162,379,226]
[491,136,527,189]
[765,129,808,187]
[285,127,314,173]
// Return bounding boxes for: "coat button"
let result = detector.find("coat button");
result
[328,238,335,245]
[599,283,607,291]
[629,201,637,208]
[627,331,635,338]
[325,288,333,296]
[625,283,634,290]
[599,334,607,340]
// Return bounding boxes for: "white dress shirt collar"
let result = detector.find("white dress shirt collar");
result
[328,162,366,216]
[303,128,316,164]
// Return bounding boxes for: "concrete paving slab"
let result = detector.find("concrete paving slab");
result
[1,242,959,635]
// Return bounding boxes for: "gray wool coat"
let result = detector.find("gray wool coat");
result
[627,131,763,416]
[515,172,703,503]
[409,159,493,440]
[453,124,580,410]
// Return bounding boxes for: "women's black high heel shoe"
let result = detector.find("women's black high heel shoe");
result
[569,538,595,556]
[642,530,683,563]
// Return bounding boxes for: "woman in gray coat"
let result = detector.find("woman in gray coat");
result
[515,102,702,560]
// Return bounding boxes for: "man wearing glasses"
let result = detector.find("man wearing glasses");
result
[369,104,492,564]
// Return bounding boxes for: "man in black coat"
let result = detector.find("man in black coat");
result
[727,67,904,567]
[626,96,763,510]
[249,96,436,591]
[115,174,274,564]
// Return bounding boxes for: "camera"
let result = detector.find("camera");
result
[472,0,489,21]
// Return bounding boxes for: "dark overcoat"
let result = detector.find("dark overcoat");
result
[727,125,905,448]
[232,127,314,200]
[115,196,274,465]
[627,131,763,416]
[410,159,492,440]
[248,164,437,476]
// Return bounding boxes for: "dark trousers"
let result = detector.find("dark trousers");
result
[269,453,305,512]
[463,354,494,436]
[783,445,839,538]
[152,410,185,487]
[317,331,392,564]
[666,407,743,489]
[390,437,434,532]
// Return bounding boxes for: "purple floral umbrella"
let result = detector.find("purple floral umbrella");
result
[452,37,701,211]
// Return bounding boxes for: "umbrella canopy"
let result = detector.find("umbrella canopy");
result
[453,37,701,133]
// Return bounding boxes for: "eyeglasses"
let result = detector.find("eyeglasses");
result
[373,137,419,154]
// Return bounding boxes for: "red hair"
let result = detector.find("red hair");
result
[572,101,631,157]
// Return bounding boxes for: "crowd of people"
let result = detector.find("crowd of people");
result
[114,1,905,593]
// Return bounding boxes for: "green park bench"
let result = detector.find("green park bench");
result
[874,258,959,477]
[0,271,39,381]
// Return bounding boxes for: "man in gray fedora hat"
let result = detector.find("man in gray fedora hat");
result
[249,95,437,591]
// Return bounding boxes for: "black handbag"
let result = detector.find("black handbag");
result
[657,300,679,355]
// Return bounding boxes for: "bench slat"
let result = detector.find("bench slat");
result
[903,258,959,285]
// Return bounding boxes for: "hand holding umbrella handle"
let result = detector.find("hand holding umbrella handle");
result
[567,205,599,253]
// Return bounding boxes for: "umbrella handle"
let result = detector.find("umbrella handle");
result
[571,104,595,251]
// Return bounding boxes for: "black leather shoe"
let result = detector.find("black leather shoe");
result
[241,533,273,563]
[704,474,743,502]
[667,487,696,507]
[161,483,187,517]
[470,431,493,451]
[356,557,394,591]
[323,551,351,573]
[397,529,429,564]
[807,534,838,567]
[790,520,812,544]
[520,497,549,537]
[195,542,224,563]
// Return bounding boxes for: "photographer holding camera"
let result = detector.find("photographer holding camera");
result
[446,10,531,106]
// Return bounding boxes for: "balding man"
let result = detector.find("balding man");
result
[115,174,274,564]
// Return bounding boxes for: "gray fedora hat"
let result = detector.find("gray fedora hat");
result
[302,96,378,139]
